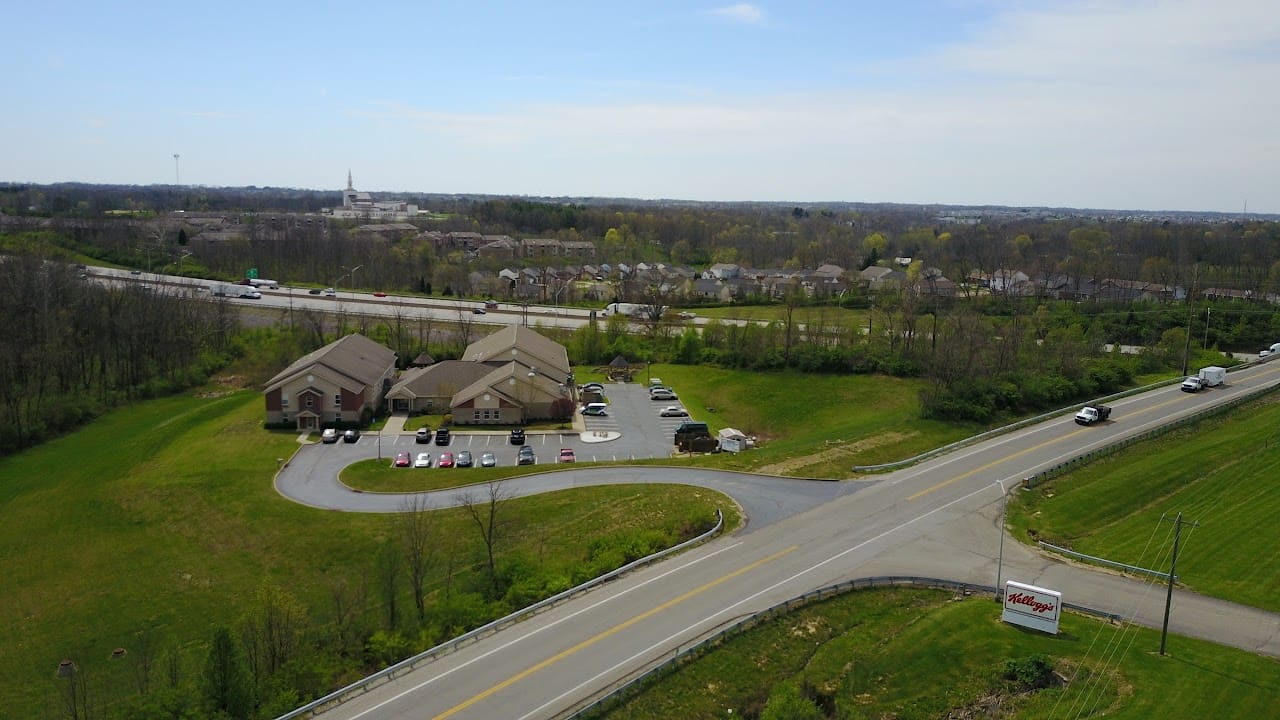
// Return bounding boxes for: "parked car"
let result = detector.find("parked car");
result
[321,428,339,444]
[510,427,525,445]
[517,446,536,465]
[415,427,432,444]
[438,451,455,468]
[394,451,412,467]
[581,402,608,416]
[659,406,689,417]
[435,427,451,445]
[581,382,605,393]
[650,388,677,401]
[342,429,360,443]
[480,452,497,467]
[558,448,576,463]
[456,450,474,468]
[414,452,432,468]
[677,311,696,320]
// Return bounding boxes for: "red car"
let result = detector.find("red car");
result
[558,448,576,463]
[394,451,411,467]
[438,451,455,468]
[373,291,387,297]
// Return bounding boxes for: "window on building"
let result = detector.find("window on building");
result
[305,396,313,408]
[282,396,290,408]
[334,394,342,407]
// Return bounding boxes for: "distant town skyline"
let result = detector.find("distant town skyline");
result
[4,1,1278,214]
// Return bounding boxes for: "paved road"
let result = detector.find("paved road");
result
[281,363,1280,719]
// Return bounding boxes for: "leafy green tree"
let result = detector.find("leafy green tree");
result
[202,627,254,718]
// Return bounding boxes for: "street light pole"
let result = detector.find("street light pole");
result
[995,480,1008,602]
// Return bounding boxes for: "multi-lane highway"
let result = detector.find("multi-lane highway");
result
[291,361,1280,719]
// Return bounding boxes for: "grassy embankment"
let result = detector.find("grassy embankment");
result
[1007,391,1280,612]
[599,587,1279,720]
[0,390,731,716]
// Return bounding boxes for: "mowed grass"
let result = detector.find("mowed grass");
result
[601,588,1280,720]
[0,391,731,716]
[1008,394,1280,612]
[643,364,978,478]
[693,304,869,328]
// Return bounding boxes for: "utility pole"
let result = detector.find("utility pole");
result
[1160,512,1199,655]
[1181,265,1198,376]
[995,481,1008,602]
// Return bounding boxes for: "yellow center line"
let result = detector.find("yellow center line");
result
[906,391,1210,501]
[431,544,800,720]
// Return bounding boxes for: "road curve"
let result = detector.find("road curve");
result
[288,362,1280,719]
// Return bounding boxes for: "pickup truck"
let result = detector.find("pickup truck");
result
[1074,405,1111,425]
[1181,376,1204,392]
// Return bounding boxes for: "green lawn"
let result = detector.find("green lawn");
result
[641,364,979,477]
[693,304,868,328]
[1007,394,1280,612]
[0,391,732,716]
[601,588,1280,720]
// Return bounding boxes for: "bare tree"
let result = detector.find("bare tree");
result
[397,496,436,620]
[457,481,510,598]
[375,540,402,629]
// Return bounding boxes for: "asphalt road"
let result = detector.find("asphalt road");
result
[274,362,1280,719]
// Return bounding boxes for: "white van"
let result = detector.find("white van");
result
[581,402,608,416]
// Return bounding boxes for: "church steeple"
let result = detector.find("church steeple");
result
[346,170,354,191]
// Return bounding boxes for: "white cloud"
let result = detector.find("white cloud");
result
[710,3,764,25]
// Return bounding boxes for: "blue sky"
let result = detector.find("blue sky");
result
[5,1,1278,212]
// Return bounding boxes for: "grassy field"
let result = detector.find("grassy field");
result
[600,587,1279,720]
[0,390,731,717]
[693,303,868,328]
[1007,393,1280,612]
[643,363,979,477]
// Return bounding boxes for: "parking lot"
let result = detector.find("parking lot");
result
[322,381,685,466]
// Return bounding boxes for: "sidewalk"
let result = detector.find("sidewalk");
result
[381,412,409,434]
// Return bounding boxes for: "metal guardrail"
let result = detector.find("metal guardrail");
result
[568,575,1124,719]
[276,509,723,719]
[1039,541,1174,581]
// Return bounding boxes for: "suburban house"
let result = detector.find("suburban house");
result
[263,333,397,429]
[385,325,574,425]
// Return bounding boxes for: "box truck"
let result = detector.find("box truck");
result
[212,283,261,299]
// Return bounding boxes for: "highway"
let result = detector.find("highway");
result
[295,361,1280,719]
[87,267,657,331]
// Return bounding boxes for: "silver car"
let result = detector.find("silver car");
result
[480,452,497,468]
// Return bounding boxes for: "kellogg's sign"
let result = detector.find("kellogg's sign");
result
[1001,581,1062,634]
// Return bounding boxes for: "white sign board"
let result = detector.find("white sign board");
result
[1001,581,1062,635]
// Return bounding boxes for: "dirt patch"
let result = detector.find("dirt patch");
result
[195,375,251,398]
[755,431,918,476]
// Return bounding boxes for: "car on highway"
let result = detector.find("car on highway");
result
[373,291,387,297]
[414,452,432,468]
[321,428,339,444]
[435,427,451,445]
[416,427,432,444]
[659,406,689,417]
[517,446,536,465]
[472,307,487,314]
[130,269,142,275]
[456,450,474,467]
[480,452,497,467]
[394,451,412,467]
[558,448,576,463]
[343,429,360,443]
[308,288,322,295]
[510,427,525,445]
[323,287,337,297]
[677,311,696,320]
[485,300,499,309]
[438,451,455,468]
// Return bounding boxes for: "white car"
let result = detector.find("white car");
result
[414,452,432,468]
[659,406,689,417]
[650,388,677,401]
[480,452,497,467]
